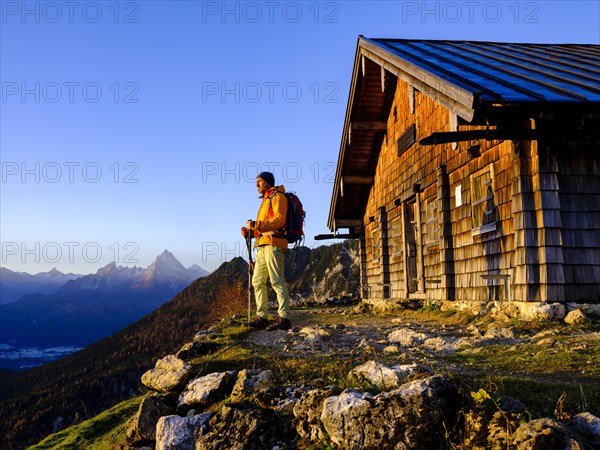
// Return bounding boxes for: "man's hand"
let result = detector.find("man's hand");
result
[246,220,255,230]
[241,227,249,237]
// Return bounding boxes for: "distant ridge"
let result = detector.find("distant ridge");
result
[0,251,210,368]
[0,267,82,305]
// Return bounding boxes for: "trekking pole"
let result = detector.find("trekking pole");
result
[244,232,254,330]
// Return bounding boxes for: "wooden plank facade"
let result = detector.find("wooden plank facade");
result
[328,38,600,307]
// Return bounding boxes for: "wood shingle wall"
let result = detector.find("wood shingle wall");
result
[360,76,600,306]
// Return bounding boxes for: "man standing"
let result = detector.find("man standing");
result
[241,171,292,331]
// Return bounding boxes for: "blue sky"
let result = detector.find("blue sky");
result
[1,0,599,274]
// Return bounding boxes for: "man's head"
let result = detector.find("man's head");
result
[256,171,275,195]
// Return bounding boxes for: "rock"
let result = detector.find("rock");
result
[176,340,218,362]
[195,406,292,450]
[155,413,211,450]
[500,396,527,413]
[564,309,591,325]
[349,361,422,389]
[536,337,556,347]
[321,375,459,449]
[178,371,237,407]
[299,327,323,345]
[512,418,585,449]
[569,412,600,446]
[293,386,340,441]
[141,355,193,392]
[126,394,176,444]
[517,302,566,321]
[532,329,559,340]
[483,327,515,340]
[388,328,428,346]
[383,345,400,354]
[230,369,274,403]
[422,336,458,352]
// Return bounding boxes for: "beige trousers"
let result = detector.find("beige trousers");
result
[252,245,290,319]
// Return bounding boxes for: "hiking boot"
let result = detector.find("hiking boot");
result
[266,316,291,331]
[249,316,269,329]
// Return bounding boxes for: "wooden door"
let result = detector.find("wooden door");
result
[404,200,418,293]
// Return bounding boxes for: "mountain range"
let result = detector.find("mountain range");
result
[0,250,209,370]
[0,267,81,305]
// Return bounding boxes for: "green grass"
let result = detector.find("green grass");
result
[450,374,600,419]
[28,396,143,450]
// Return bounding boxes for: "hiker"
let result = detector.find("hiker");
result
[241,171,292,331]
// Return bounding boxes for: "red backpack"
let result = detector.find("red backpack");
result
[270,191,305,244]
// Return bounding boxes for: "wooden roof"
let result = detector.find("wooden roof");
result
[327,37,600,232]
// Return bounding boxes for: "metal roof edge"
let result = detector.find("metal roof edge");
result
[359,37,476,121]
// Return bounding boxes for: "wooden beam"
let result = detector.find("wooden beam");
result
[342,175,374,184]
[314,233,358,241]
[335,219,362,227]
[420,129,600,145]
[381,66,386,93]
[351,121,387,131]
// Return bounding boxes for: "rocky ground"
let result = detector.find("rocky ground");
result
[126,303,600,449]
[246,305,600,387]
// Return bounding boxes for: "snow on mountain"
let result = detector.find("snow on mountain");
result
[58,263,145,293]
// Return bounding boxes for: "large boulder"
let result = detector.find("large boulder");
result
[569,412,600,448]
[564,309,591,325]
[195,405,293,450]
[517,302,566,321]
[126,394,176,444]
[320,375,459,449]
[512,418,586,449]
[230,369,274,403]
[388,328,428,347]
[293,387,340,441]
[141,355,193,392]
[155,413,212,450]
[178,371,237,407]
[349,361,423,389]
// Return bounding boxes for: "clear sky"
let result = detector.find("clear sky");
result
[1,0,599,275]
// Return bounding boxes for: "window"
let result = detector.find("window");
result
[471,165,497,235]
[397,124,416,156]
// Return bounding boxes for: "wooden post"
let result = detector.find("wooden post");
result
[415,191,425,293]
[437,164,455,300]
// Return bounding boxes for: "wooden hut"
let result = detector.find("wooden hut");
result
[325,38,600,311]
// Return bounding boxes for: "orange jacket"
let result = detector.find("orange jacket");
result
[254,185,288,249]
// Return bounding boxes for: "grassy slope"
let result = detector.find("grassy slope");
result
[28,396,143,450]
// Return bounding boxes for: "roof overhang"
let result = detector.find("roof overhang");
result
[327,37,477,232]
